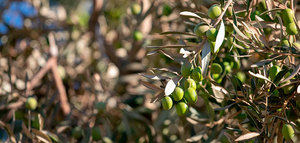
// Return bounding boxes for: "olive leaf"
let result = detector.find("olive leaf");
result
[164,78,177,96]
[180,48,193,58]
[280,64,300,83]
[31,129,53,143]
[201,41,211,76]
[140,73,168,81]
[186,131,205,142]
[140,81,162,91]
[214,20,225,53]
[248,71,275,86]
[211,84,228,103]
[160,31,197,36]
[158,50,175,61]
[147,45,195,49]
[179,11,202,19]
[235,132,260,141]
[232,22,250,40]
[151,91,165,103]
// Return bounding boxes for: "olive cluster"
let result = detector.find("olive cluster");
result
[161,61,203,116]
[194,4,222,49]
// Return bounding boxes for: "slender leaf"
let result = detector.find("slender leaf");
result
[248,71,275,86]
[165,78,177,95]
[201,41,211,76]
[147,45,195,49]
[140,73,168,81]
[280,64,300,83]
[232,22,249,40]
[161,31,197,36]
[214,20,225,53]
[180,11,202,19]
[32,129,52,143]
[151,91,165,103]
[140,81,162,91]
[235,132,260,141]
[186,132,205,142]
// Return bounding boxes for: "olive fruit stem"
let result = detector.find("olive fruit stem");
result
[28,110,31,132]
[213,0,233,27]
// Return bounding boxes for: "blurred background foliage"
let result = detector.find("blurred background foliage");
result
[0,0,299,143]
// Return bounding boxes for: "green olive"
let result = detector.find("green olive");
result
[92,127,102,141]
[175,102,188,116]
[223,62,232,73]
[281,8,294,25]
[286,22,298,35]
[225,22,234,34]
[194,23,210,37]
[236,72,246,83]
[96,102,106,114]
[263,27,272,35]
[226,37,234,48]
[162,4,172,16]
[268,65,281,81]
[133,31,143,41]
[184,88,197,104]
[171,87,184,101]
[184,78,197,90]
[225,6,233,17]
[181,62,193,77]
[211,63,222,74]
[283,81,293,94]
[282,124,294,140]
[161,96,173,110]
[131,3,141,15]
[72,127,83,139]
[282,39,290,47]
[212,73,220,79]
[206,28,218,41]
[26,97,37,110]
[208,4,222,19]
[191,66,203,82]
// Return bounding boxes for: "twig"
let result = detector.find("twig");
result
[48,33,71,115]
[26,57,55,94]
[51,59,71,115]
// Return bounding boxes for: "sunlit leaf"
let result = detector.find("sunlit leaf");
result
[232,22,249,40]
[165,78,177,95]
[180,11,202,19]
[211,84,228,103]
[214,20,225,53]
[248,71,275,86]
[32,129,52,143]
[140,73,168,81]
[186,131,205,142]
[201,41,211,76]
[235,132,260,141]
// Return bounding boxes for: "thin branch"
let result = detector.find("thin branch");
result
[51,59,71,115]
